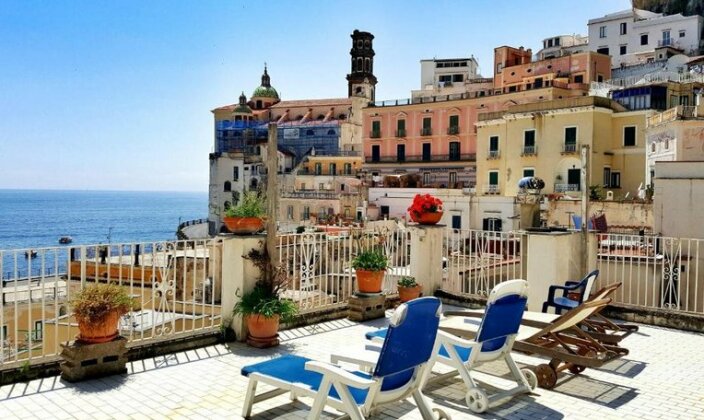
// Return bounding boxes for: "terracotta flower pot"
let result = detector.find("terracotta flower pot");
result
[77,311,121,344]
[356,269,385,293]
[246,314,280,339]
[410,211,443,225]
[398,285,422,302]
[223,216,264,234]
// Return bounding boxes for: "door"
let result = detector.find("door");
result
[397,144,405,162]
[568,168,581,191]
[452,215,462,229]
[371,145,380,162]
[449,142,460,161]
[422,143,431,161]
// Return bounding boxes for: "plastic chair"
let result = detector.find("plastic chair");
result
[542,269,599,314]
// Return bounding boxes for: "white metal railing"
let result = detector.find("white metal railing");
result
[482,184,500,195]
[0,239,223,366]
[595,233,704,314]
[277,226,409,313]
[555,183,580,193]
[441,229,524,297]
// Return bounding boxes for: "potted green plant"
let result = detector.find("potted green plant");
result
[352,248,388,294]
[233,248,298,347]
[70,282,137,344]
[223,191,266,234]
[397,276,422,302]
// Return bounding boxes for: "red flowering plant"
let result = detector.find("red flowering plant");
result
[407,194,443,221]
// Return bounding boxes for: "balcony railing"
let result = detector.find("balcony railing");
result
[521,145,538,156]
[370,130,381,139]
[487,150,500,159]
[421,127,433,136]
[447,126,460,135]
[555,183,580,192]
[562,143,578,153]
[483,184,500,195]
[364,153,476,163]
[282,190,339,199]
[396,129,406,137]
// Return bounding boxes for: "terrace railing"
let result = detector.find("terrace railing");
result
[0,239,223,367]
[595,233,704,314]
[276,226,409,313]
[441,229,524,297]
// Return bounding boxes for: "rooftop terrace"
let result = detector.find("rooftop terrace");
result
[1,307,702,419]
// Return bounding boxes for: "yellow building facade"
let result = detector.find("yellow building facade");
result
[476,97,650,198]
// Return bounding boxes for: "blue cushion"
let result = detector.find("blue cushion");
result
[365,329,387,341]
[477,294,527,349]
[553,296,579,309]
[438,344,472,362]
[242,354,370,405]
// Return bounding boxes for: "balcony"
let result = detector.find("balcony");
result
[555,184,580,193]
[364,153,476,164]
[658,38,675,47]
[281,190,339,199]
[447,126,460,135]
[483,184,500,195]
[487,150,500,159]
[521,145,538,156]
[562,143,578,154]
[396,129,406,137]
[370,130,381,139]
[420,127,433,136]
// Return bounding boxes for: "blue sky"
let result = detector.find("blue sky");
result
[0,0,630,192]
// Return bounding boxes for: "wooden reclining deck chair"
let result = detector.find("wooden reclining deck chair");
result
[446,283,638,345]
[440,298,629,389]
[240,297,450,420]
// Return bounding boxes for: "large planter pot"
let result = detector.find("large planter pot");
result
[223,216,264,234]
[246,314,280,339]
[398,285,422,302]
[355,269,385,294]
[410,211,443,225]
[76,311,121,344]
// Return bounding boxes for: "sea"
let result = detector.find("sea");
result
[0,189,207,279]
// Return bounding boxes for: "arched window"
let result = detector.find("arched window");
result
[355,86,363,95]
[364,40,370,49]
[256,100,262,109]
[365,58,370,72]
[317,114,325,120]
[223,181,231,192]
[357,40,363,49]
[250,179,258,190]
[338,114,347,120]
[357,57,363,72]
[223,201,231,210]
[327,129,336,135]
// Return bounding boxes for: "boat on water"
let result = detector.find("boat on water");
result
[24,250,38,258]
[58,236,73,244]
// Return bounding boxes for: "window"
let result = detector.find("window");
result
[306,129,314,136]
[599,26,606,38]
[318,183,325,191]
[397,144,405,162]
[611,172,621,188]
[620,22,627,35]
[396,119,406,137]
[523,168,535,178]
[624,126,636,147]
[371,120,381,138]
[603,167,611,187]
[329,163,336,175]
[448,115,459,134]
[597,75,604,82]
[554,37,560,46]
[452,74,463,83]
[423,172,431,185]
[489,135,499,158]
[224,181,233,192]
[620,45,627,55]
[371,145,380,162]
[327,129,335,135]
[315,163,322,174]
[448,172,457,187]
[597,47,609,55]
[421,117,432,135]
[488,171,499,193]
[564,127,577,152]
[680,30,686,38]
[651,142,656,153]
[449,142,461,161]
[546,39,553,48]
[287,206,293,220]
[574,74,584,84]
[452,215,462,229]
[641,34,649,45]
[303,206,310,220]
[422,143,431,161]
[233,166,239,181]
[523,130,536,154]
[439,75,452,83]
[344,163,352,175]
[1,325,6,341]
[663,30,671,46]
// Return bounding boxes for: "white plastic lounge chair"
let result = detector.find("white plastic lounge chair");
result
[365,279,537,414]
[240,297,450,420]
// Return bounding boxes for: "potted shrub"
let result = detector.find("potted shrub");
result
[70,282,137,344]
[407,193,444,225]
[223,191,266,234]
[397,276,422,302]
[352,248,388,294]
[233,248,298,347]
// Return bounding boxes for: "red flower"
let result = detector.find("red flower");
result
[407,193,443,219]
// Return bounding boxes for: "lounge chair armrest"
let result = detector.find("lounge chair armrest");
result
[437,330,480,350]
[330,350,379,371]
[564,281,580,287]
[547,282,580,300]
[305,361,376,388]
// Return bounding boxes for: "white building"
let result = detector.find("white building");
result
[412,57,491,101]
[536,34,589,60]
[588,9,704,68]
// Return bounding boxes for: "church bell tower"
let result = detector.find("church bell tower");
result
[346,30,377,102]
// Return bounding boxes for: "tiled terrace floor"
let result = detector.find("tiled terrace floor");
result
[1,308,703,419]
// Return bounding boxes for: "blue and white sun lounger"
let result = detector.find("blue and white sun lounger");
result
[366,280,536,414]
[241,297,450,420]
